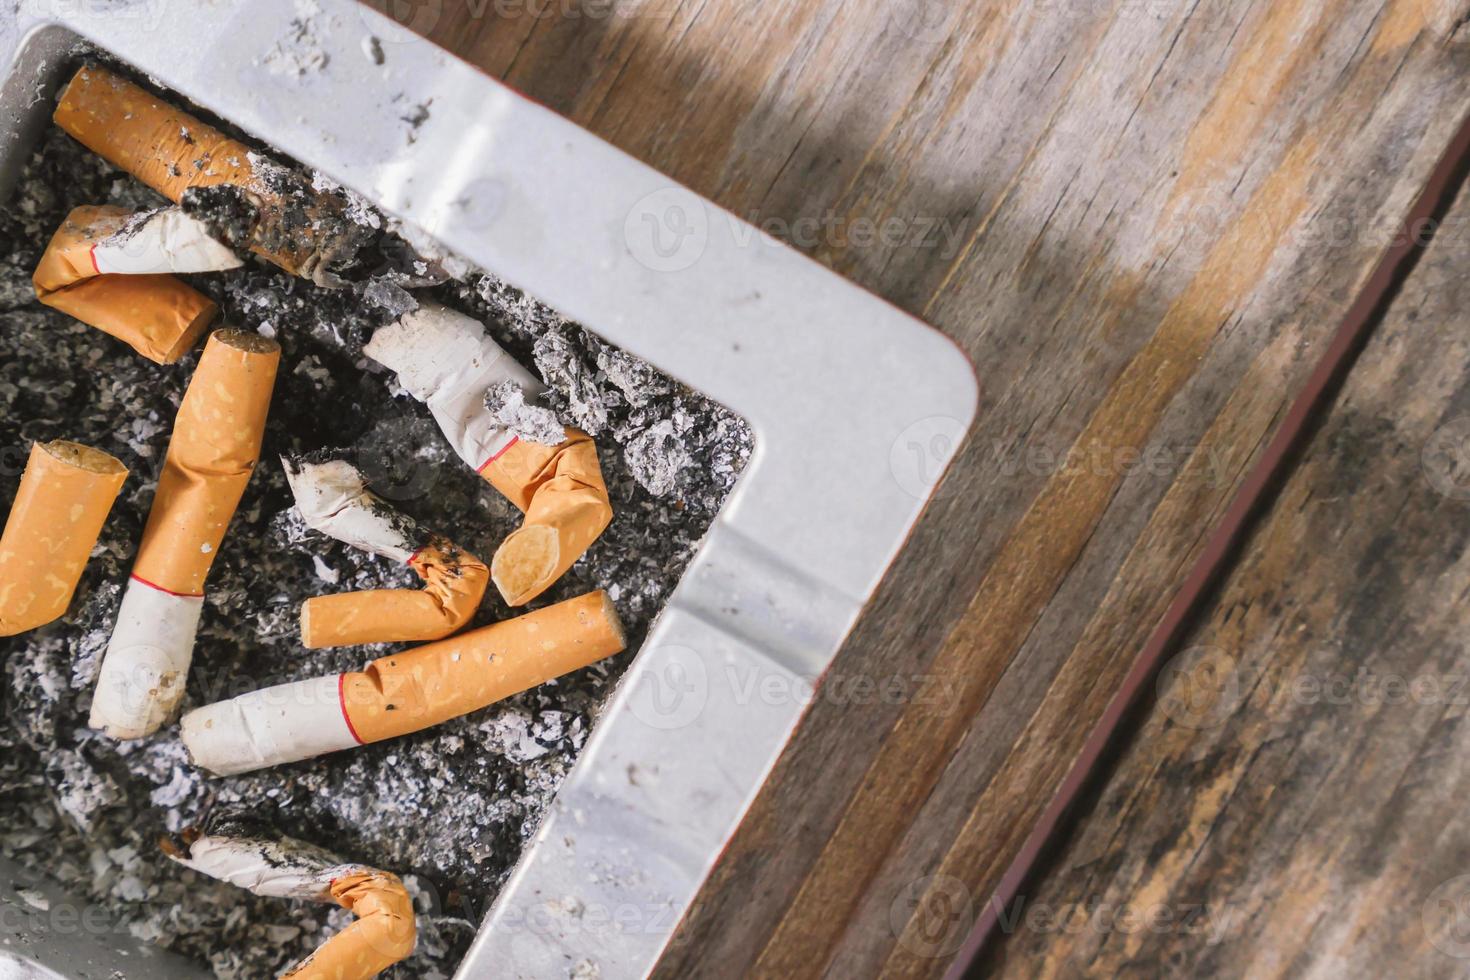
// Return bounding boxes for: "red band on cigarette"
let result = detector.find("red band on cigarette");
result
[405,545,426,567]
[129,573,204,599]
[88,243,100,275]
[338,674,365,745]
[476,436,519,474]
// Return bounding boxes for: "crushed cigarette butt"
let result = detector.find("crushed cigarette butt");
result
[365,302,613,605]
[181,590,625,775]
[90,329,280,739]
[0,441,127,636]
[32,204,241,363]
[284,456,489,647]
[167,830,415,980]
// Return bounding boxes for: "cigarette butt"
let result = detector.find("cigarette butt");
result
[364,303,613,606]
[167,833,415,980]
[283,457,489,648]
[53,65,366,284]
[484,429,612,606]
[181,591,625,775]
[0,441,127,636]
[90,329,280,739]
[32,205,240,363]
[301,540,488,648]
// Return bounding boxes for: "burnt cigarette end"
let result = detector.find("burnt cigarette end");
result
[180,184,259,249]
[213,328,281,355]
[596,590,627,650]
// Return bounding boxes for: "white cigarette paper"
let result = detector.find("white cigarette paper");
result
[93,207,244,275]
[182,675,359,775]
[170,833,346,900]
[363,301,545,471]
[284,458,417,562]
[89,579,205,739]
[168,832,416,979]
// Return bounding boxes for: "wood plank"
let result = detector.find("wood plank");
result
[986,158,1470,980]
[389,0,1470,974]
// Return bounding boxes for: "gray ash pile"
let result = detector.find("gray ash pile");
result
[0,104,749,976]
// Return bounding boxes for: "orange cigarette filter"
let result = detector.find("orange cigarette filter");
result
[0,441,127,636]
[301,539,489,649]
[134,330,280,594]
[484,430,613,606]
[53,65,360,283]
[345,589,624,743]
[285,871,417,980]
[32,206,218,364]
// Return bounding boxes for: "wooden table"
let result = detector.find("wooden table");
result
[398,0,1470,974]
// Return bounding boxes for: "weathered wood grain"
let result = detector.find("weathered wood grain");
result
[386,0,1470,975]
[986,171,1470,980]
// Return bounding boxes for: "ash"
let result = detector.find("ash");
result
[0,125,750,977]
